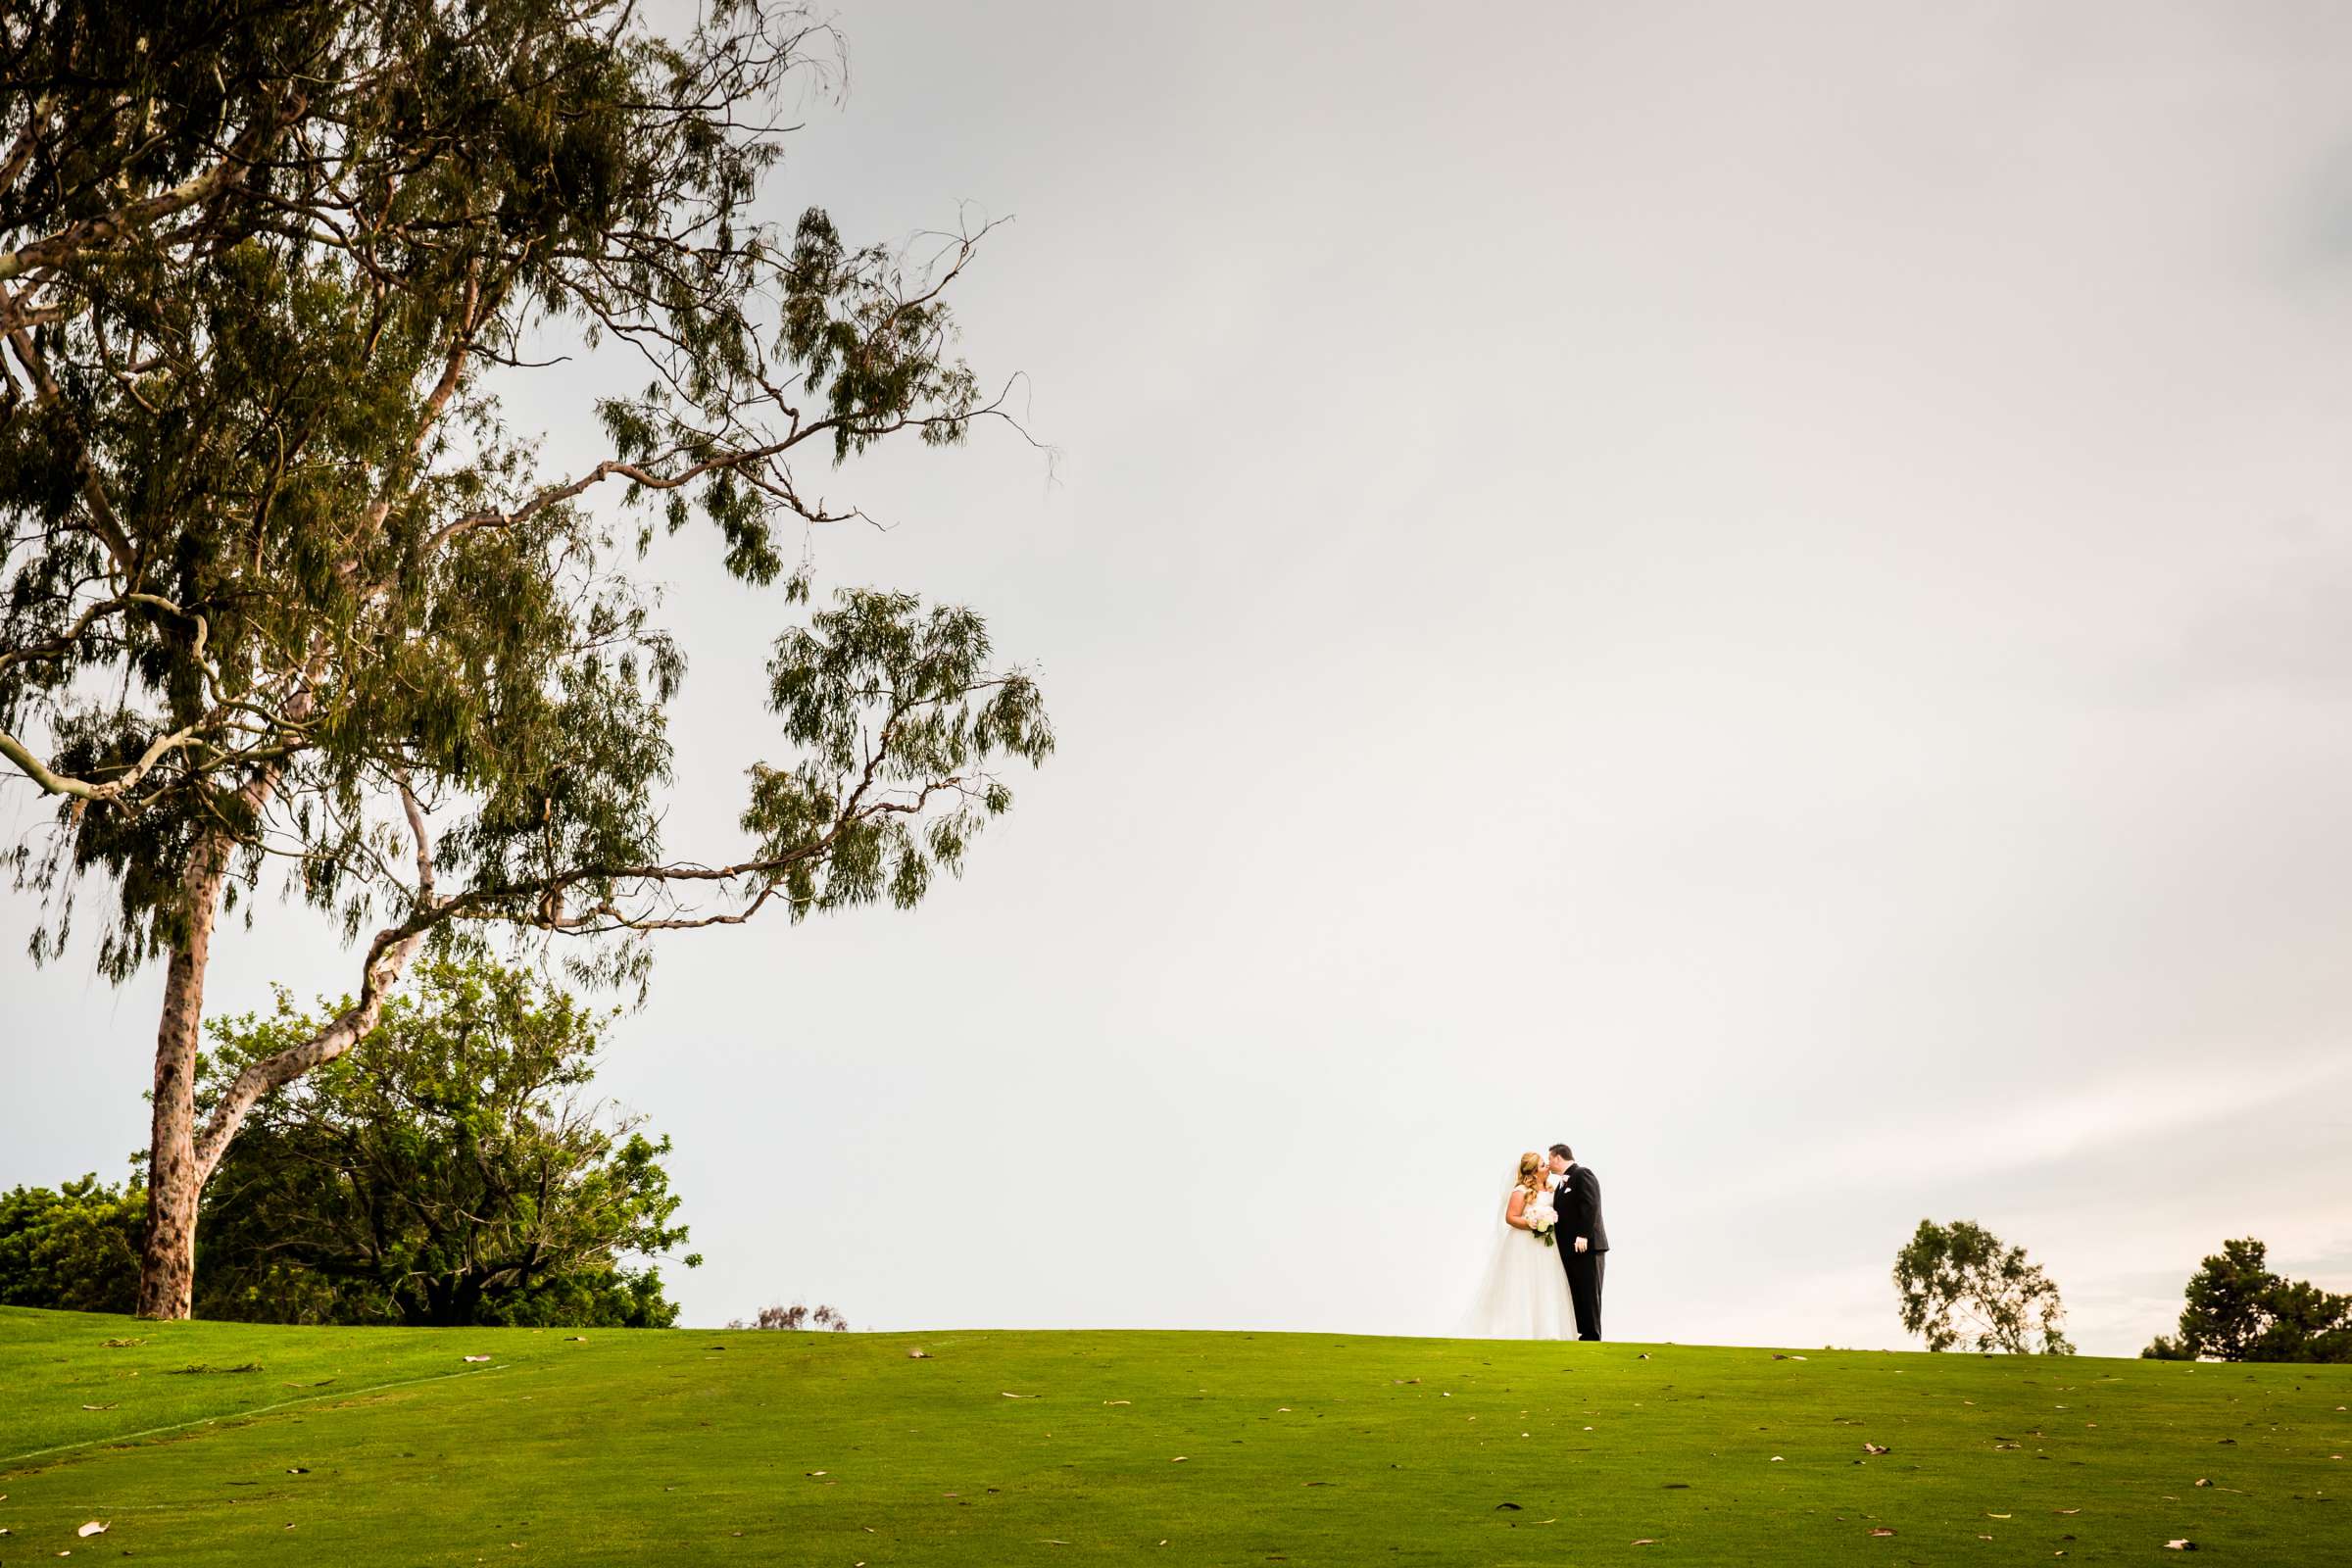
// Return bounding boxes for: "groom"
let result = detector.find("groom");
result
[1546,1144,1608,1341]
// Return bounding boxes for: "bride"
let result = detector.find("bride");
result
[1462,1151,1578,1339]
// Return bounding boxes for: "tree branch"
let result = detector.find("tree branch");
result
[0,90,303,284]
[192,779,439,1179]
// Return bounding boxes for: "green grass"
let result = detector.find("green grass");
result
[2,1308,2346,1564]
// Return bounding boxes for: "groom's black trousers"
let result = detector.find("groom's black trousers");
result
[1566,1250,1605,1342]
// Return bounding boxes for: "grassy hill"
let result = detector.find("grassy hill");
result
[2,1307,2346,1564]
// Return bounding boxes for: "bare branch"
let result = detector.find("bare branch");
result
[193,780,440,1179]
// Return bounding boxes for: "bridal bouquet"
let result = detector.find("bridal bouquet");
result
[1525,1201,1558,1247]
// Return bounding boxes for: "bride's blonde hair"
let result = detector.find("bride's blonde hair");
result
[1515,1152,1544,1194]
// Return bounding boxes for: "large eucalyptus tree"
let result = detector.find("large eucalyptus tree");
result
[0,0,1054,1316]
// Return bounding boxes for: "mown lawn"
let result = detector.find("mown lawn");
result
[1,1306,2346,1564]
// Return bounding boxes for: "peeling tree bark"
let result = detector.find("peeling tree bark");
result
[135,831,233,1319]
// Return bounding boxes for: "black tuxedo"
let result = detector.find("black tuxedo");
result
[1552,1163,1607,1341]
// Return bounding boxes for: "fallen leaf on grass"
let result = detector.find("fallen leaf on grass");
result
[1862,1443,1889,1455]
[1170,1456,1188,1462]
[906,1349,928,1359]
[2056,1507,2079,1514]
[2194,1478,2211,1488]
[1869,1527,1896,1537]
[1986,1512,2012,1519]
[2164,1543,2196,1552]
[1494,1502,1522,1511]
[806,1471,826,1477]
[1001,1392,1036,1399]
[1631,1540,1659,1546]
[1102,1399,1131,1405]
[76,1523,108,1538]
[78,1403,116,1411]
[1770,1455,1784,1462]
[463,1355,492,1363]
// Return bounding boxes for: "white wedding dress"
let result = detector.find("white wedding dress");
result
[1461,1180,1578,1339]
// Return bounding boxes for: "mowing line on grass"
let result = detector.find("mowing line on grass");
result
[0,1361,514,1470]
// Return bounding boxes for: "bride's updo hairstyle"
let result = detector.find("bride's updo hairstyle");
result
[1515,1152,1544,1193]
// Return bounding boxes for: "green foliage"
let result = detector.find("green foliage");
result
[1892,1218,2075,1355]
[0,0,1045,984]
[193,956,697,1327]
[0,1174,142,1311]
[743,590,1054,918]
[2143,1238,2352,1363]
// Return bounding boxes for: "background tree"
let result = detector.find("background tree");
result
[0,1173,141,1312]
[731,1302,849,1331]
[2143,1238,2352,1363]
[195,955,697,1327]
[1893,1218,2075,1354]
[0,0,1052,1316]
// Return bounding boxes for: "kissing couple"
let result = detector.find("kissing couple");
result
[1462,1143,1610,1341]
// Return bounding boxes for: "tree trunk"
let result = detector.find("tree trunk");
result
[136,834,230,1319]
[134,778,437,1318]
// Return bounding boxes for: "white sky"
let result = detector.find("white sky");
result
[7,0,2352,1354]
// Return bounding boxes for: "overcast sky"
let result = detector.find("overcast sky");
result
[8,0,2352,1355]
